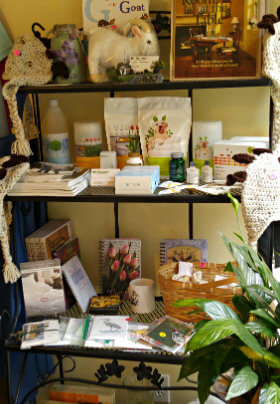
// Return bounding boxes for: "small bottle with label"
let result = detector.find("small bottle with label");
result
[169,152,185,182]
[186,161,199,185]
[201,160,213,183]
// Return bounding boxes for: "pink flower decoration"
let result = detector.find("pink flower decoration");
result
[111,260,119,271]
[123,254,131,265]
[120,245,129,255]
[130,125,134,130]
[125,317,131,321]
[89,138,93,142]
[108,247,116,259]
[200,262,206,268]
[111,25,117,30]
[14,49,21,56]
[130,270,139,280]
[136,125,139,130]
[130,257,138,269]
[85,138,89,142]
[119,270,126,281]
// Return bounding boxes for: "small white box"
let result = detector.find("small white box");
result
[213,139,267,181]
[91,169,120,187]
[115,166,160,195]
[100,151,117,169]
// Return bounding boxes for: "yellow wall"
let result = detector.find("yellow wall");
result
[1,0,277,402]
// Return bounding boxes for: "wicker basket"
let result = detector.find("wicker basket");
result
[158,262,241,323]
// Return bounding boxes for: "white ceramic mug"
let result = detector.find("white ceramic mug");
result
[128,278,155,314]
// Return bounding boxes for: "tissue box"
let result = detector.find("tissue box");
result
[213,139,267,180]
[115,166,160,195]
[91,168,120,187]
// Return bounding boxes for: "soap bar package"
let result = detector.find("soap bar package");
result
[115,165,160,195]
[214,139,267,181]
[138,97,192,176]
[91,168,120,187]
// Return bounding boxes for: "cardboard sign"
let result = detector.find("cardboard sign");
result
[130,56,159,73]
[83,0,150,35]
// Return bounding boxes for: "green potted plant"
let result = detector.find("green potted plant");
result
[175,193,280,404]
[126,125,142,167]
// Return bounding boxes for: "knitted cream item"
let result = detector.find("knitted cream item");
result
[0,159,29,283]
[241,152,280,250]
[262,22,280,150]
[2,34,52,156]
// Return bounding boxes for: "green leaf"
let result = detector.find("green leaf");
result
[265,382,280,404]
[220,347,249,374]
[162,115,166,121]
[232,295,252,322]
[226,366,258,400]
[180,341,230,379]
[224,262,235,272]
[187,319,263,355]
[239,346,280,368]
[153,116,158,122]
[174,298,240,321]
[227,192,239,214]
[233,232,244,242]
[198,360,217,404]
[245,320,276,337]
[259,384,269,404]
[251,309,280,328]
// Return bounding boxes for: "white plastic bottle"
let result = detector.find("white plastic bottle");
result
[186,161,200,185]
[201,160,213,183]
[42,99,70,164]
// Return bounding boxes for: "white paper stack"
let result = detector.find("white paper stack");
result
[8,167,90,197]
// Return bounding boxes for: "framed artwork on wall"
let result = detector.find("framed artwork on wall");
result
[170,0,265,81]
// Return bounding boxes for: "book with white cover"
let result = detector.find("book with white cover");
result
[20,259,66,320]
[62,255,97,313]
[21,319,60,350]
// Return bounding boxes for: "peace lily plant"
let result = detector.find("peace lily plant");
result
[175,193,280,404]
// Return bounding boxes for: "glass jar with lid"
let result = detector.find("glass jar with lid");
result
[169,152,185,181]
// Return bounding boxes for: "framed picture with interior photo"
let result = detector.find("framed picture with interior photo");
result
[170,0,265,81]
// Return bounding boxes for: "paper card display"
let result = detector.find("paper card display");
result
[86,315,128,340]
[21,319,60,350]
[141,315,193,353]
[83,0,150,35]
[130,56,159,73]
[160,239,208,266]
[62,255,97,313]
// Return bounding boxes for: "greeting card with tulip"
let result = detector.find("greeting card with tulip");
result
[99,239,141,298]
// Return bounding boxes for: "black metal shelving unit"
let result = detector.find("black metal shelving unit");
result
[5,78,271,404]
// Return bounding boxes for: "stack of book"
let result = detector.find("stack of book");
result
[25,219,74,262]
[8,166,90,197]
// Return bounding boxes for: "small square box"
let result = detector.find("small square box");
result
[115,166,160,195]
